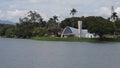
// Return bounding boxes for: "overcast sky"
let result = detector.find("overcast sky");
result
[0,0,120,22]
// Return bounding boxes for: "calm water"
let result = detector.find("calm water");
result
[0,38,120,68]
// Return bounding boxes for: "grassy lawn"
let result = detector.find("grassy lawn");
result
[32,37,120,42]
[32,37,100,42]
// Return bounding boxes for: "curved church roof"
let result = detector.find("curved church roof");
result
[61,26,90,37]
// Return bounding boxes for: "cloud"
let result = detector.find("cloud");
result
[0,10,4,18]
[6,10,27,19]
[95,7,111,17]
[9,4,18,9]
[0,10,27,22]
[0,9,50,22]
[115,7,120,17]
[115,7,120,16]
[0,3,2,7]
[1,0,120,22]
[28,0,40,3]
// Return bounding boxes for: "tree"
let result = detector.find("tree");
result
[114,20,120,35]
[47,27,61,36]
[16,11,46,38]
[15,22,33,38]
[70,8,77,17]
[87,16,114,38]
[110,12,119,35]
[110,12,118,22]
[27,11,43,23]
[70,8,77,27]
[5,28,15,38]
[32,27,47,37]
[53,15,59,22]
[46,16,61,36]
[19,11,45,27]
[0,26,5,36]
[60,17,84,28]
[46,15,59,28]
[0,24,15,36]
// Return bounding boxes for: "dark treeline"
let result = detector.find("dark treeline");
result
[0,10,120,38]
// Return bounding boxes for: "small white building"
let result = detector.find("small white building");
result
[61,21,99,38]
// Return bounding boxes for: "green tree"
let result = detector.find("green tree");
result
[87,16,114,38]
[0,26,5,36]
[32,27,47,37]
[0,24,15,36]
[16,11,46,38]
[19,11,46,27]
[60,17,84,28]
[27,11,43,23]
[46,15,59,28]
[14,22,33,38]
[114,20,120,35]
[5,28,15,38]
[47,27,61,36]
[46,16,61,36]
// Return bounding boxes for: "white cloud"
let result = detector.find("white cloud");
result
[1,0,120,22]
[95,7,111,16]
[6,10,27,19]
[115,7,120,16]
[0,10,27,22]
[9,4,17,8]
[0,4,2,7]
[115,7,120,17]
[0,10,4,18]
[28,0,40,3]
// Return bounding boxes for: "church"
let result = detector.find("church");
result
[61,21,99,38]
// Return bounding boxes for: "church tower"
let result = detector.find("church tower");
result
[78,21,82,38]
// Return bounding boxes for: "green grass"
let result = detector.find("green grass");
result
[32,37,120,42]
[100,37,120,42]
[32,37,98,42]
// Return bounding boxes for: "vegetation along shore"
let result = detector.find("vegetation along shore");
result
[32,37,120,42]
[0,8,120,42]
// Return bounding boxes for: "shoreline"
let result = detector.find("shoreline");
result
[1,37,120,42]
[32,37,120,42]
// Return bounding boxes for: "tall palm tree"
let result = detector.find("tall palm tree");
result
[53,15,59,22]
[70,8,77,17]
[110,12,118,36]
[110,12,118,22]
[54,15,61,26]
[70,8,77,27]
[47,15,59,28]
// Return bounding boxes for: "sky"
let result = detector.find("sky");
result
[0,0,120,22]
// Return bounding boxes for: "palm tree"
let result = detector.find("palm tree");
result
[70,8,77,17]
[110,12,118,22]
[110,12,118,36]
[70,8,77,27]
[53,15,59,22]
[47,15,59,28]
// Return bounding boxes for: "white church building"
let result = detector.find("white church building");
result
[61,21,99,38]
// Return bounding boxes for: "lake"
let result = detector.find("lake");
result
[0,38,120,68]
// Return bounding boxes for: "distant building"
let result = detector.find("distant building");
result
[61,21,99,38]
